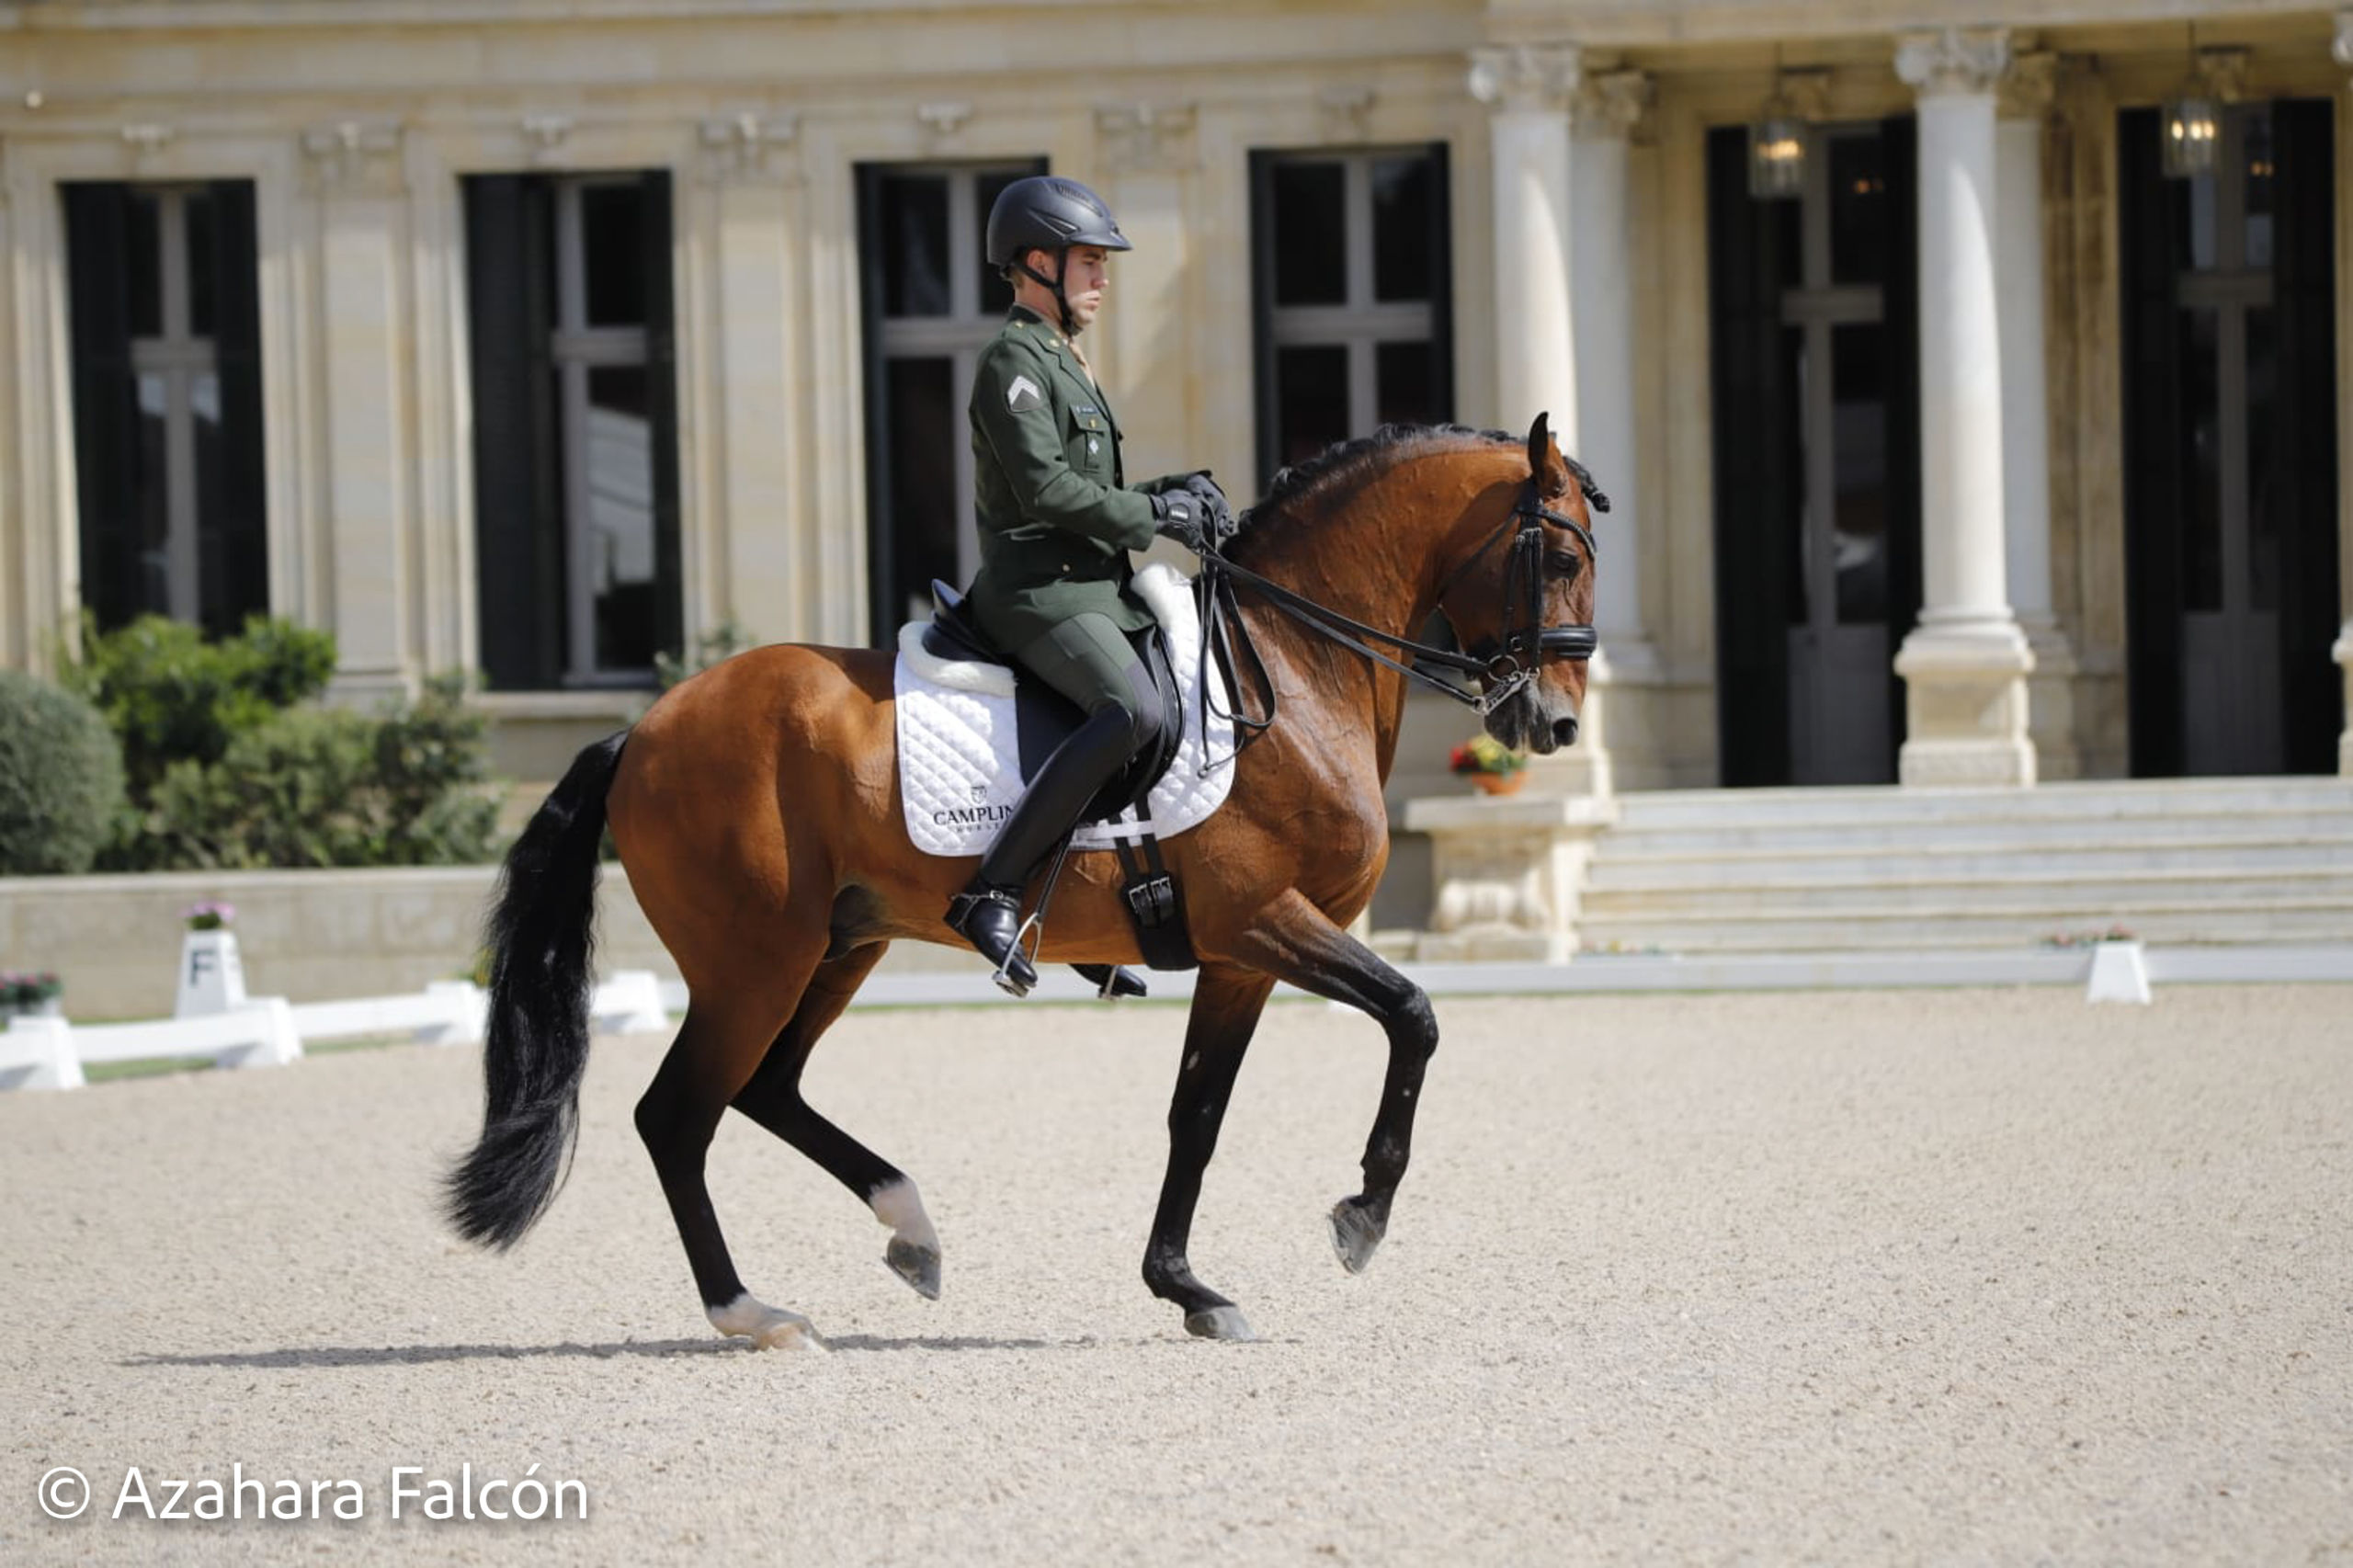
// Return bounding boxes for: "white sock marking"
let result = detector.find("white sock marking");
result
[869,1177,939,1252]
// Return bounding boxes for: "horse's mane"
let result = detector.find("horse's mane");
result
[1225,423,1517,562]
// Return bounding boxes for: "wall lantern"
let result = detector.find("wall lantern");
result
[2163,38,2248,181]
[2160,93,2221,179]
[1747,79,1808,199]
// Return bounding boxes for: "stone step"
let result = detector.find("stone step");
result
[1609,778,2353,832]
[1578,901,2353,954]
[1586,836,2353,891]
[1594,808,2353,857]
[1584,865,2353,915]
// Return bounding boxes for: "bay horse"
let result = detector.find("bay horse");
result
[447,414,1600,1348]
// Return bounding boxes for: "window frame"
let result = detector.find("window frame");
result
[1250,143,1454,484]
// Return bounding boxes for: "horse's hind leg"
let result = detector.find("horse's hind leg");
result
[729,943,946,1301]
[635,957,826,1352]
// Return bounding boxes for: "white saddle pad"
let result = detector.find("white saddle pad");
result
[893,562,1236,858]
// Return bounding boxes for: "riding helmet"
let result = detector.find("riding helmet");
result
[985,176,1132,267]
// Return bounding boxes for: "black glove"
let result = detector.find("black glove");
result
[1151,491,1207,552]
[1180,472,1236,544]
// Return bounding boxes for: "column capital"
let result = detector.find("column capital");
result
[1998,51,2061,119]
[1096,101,1197,174]
[1468,42,1581,116]
[1574,69,1653,140]
[301,120,404,196]
[1895,28,2011,99]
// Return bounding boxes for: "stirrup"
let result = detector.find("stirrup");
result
[1072,963,1148,1001]
[999,911,1045,997]
[946,887,1039,998]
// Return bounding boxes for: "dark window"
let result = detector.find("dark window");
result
[1274,345,1349,469]
[64,180,267,635]
[857,158,1047,642]
[1827,133,1887,287]
[465,171,681,690]
[880,173,953,318]
[1251,145,1452,486]
[1271,162,1347,305]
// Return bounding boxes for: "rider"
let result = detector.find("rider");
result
[944,174,1231,992]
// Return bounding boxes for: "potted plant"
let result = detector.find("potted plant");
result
[1449,733,1529,796]
[0,971,63,1021]
[184,900,235,932]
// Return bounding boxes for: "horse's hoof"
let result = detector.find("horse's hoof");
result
[1327,1198,1385,1276]
[709,1295,829,1353]
[886,1236,942,1301]
[1183,1305,1258,1342]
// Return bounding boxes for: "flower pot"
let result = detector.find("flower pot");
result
[176,929,249,1017]
[1469,770,1526,796]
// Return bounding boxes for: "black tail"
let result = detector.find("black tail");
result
[445,732,628,1250]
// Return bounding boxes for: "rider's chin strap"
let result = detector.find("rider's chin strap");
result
[1017,253,1078,338]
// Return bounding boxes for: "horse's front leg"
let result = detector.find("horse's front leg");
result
[1145,963,1278,1340]
[1222,889,1438,1277]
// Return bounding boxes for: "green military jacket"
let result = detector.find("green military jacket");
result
[965,305,1185,653]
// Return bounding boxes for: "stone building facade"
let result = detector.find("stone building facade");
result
[1,0,2347,817]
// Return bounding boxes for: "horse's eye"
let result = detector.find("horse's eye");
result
[1546,551,1585,580]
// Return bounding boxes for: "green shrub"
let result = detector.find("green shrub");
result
[137,676,501,870]
[63,614,335,796]
[0,670,128,874]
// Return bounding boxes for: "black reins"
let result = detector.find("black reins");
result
[1189,478,1605,770]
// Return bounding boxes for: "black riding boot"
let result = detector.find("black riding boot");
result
[947,706,1136,995]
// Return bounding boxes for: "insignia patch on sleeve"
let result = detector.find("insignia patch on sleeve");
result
[1006,374,1044,412]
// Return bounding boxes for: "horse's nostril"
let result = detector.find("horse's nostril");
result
[1553,715,1579,747]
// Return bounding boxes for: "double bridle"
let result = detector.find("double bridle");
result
[1190,472,1606,763]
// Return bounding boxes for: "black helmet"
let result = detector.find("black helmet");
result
[985,176,1131,267]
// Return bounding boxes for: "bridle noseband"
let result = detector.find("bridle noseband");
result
[1430,483,1603,714]
[1189,473,1604,767]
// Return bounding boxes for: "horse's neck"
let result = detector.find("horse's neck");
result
[1233,459,1495,782]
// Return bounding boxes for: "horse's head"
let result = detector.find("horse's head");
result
[1436,413,1601,756]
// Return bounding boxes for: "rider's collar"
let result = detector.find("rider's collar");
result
[1007,302,1085,352]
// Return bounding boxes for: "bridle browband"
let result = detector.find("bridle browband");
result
[1190,472,1606,767]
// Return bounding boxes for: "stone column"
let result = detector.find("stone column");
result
[1892,28,2036,787]
[1572,69,1658,687]
[1095,103,1199,478]
[2336,17,2353,778]
[1471,43,1612,795]
[1996,52,2079,778]
[698,116,803,643]
[1469,43,1579,441]
[303,123,415,702]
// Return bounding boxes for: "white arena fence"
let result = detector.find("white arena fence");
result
[4,943,2347,1093]
[0,971,669,1092]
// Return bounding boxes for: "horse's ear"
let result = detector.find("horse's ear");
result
[1526,412,1571,497]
